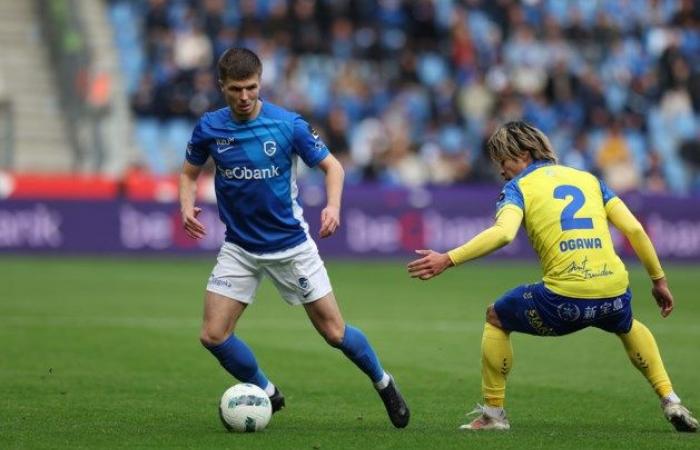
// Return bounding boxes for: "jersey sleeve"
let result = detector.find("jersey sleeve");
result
[496,180,525,214]
[185,118,210,166]
[292,115,330,167]
[447,206,523,265]
[599,178,617,204]
[606,198,664,280]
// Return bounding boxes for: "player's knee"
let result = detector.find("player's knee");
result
[199,327,228,347]
[320,322,345,347]
[486,305,503,329]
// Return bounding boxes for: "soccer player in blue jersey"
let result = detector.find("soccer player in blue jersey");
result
[407,121,697,432]
[179,48,409,428]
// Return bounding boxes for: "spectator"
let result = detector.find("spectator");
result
[108,0,700,194]
[596,120,639,193]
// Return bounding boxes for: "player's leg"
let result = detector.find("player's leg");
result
[200,291,271,389]
[264,240,408,426]
[462,282,565,430]
[481,305,512,411]
[202,243,285,412]
[617,319,698,432]
[303,293,388,387]
[303,292,379,379]
[617,319,673,399]
[593,289,696,432]
[461,304,512,430]
[303,292,410,428]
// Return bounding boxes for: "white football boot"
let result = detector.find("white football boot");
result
[662,400,698,432]
[459,404,510,430]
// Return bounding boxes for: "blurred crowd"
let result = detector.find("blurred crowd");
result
[108,0,700,194]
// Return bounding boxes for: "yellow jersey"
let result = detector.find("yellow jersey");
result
[497,161,628,298]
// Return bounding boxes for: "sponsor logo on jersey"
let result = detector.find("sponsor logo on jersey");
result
[216,137,234,146]
[216,137,235,153]
[218,165,281,180]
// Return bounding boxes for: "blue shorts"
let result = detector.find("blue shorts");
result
[493,282,633,336]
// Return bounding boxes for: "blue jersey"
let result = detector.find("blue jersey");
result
[186,102,330,253]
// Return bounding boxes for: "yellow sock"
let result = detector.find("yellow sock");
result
[481,322,513,408]
[617,319,673,398]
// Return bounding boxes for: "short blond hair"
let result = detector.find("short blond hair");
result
[487,121,558,164]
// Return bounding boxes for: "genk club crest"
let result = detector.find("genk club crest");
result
[298,277,309,289]
[263,140,277,157]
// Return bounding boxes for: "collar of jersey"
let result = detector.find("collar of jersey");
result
[513,159,554,182]
[228,100,265,125]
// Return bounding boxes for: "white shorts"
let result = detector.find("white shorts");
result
[206,239,333,306]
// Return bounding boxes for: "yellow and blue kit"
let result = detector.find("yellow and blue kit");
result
[448,160,666,335]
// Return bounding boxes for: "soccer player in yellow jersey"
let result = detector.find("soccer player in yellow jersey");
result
[407,121,698,432]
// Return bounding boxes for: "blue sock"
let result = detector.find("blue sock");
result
[336,324,385,383]
[205,334,269,389]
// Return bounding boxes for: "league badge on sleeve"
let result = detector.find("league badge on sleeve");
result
[308,126,327,151]
[309,125,320,140]
[496,191,506,208]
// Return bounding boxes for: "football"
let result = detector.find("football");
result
[218,383,272,432]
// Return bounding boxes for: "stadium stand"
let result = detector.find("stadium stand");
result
[103,0,700,194]
[74,0,139,175]
[0,0,698,198]
[0,1,73,172]
[1,0,700,261]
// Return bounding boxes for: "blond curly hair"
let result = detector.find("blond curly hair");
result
[487,121,558,164]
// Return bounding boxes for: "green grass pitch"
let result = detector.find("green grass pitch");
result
[1,256,698,449]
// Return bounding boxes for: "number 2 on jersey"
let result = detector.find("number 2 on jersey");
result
[553,185,593,231]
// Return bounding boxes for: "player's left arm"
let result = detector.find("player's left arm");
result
[407,206,523,280]
[606,197,673,316]
[316,154,344,238]
[291,115,339,238]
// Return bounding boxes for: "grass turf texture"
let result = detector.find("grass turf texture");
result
[1,256,698,449]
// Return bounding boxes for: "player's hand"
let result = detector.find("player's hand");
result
[319,205,340,238]
[182,206,206,240]
[407,249,454,280]
[651,277,674,317]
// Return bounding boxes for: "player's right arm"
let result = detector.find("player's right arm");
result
[447,206,523,265]
[179,161,206,239]
[407,206,522,280]
[606,197,673,317]
[180,118,210,240]
[408,180,524,280]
